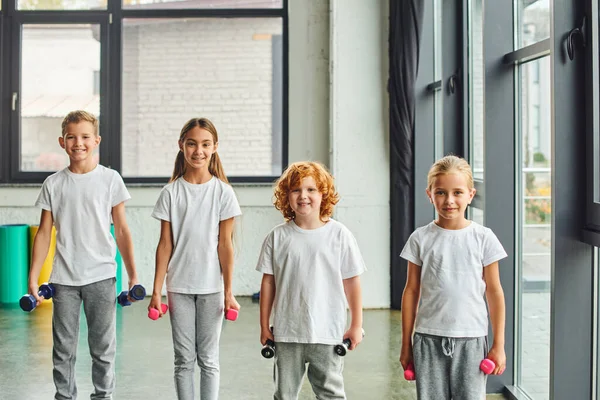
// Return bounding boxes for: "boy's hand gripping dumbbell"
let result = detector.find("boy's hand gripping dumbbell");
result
[117,284,146,307]
[20,283,55,312]
[334,328,365,356]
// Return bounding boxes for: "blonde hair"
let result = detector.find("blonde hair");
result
[427,155,474,190]
[171,118,228,183]
[61,110,98,136]
[273,161,340,222]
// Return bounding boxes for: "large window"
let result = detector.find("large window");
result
[1,0,287,184]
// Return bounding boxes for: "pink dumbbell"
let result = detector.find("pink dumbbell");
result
[404,362,415,381]
[148,304,169,320]
[480,358,496,374]
[225,308,238,321]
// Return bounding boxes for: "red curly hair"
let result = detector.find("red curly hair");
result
[273,161,340,222]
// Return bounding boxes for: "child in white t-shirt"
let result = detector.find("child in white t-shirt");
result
[149,117,242,400]
[256,161,366,400]
[28,110,139,400]
[399,155,508,400]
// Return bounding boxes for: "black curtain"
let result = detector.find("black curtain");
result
[389,0,424,309]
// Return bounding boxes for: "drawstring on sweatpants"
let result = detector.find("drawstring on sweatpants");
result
[441,337,455,358]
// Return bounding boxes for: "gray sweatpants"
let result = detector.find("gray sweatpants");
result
[168,291,224,400]
[412,333,488,400]
[52,277,116,400]
[273,342,346,400]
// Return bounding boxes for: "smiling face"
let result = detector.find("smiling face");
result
[179,126,218,171]
[58,121,101,164]
[426,172,476,227]
[288,176,323,223]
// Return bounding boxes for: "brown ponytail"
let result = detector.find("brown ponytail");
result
[170,117,229,184]
[208,152,229,184]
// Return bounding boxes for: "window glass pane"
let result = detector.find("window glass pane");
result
[122,17,282,177]
[17,0,106,11]
[21,24,101,172]
[516,0,550,49]
[123,0,282,10]
[517,56,551,400]
[468,0,484,181]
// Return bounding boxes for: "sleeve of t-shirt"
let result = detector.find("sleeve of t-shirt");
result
[35,177,52,211]
[219,184,242,221]
[399,231,422,266]
[151,187,171,222]
[256,230,274,275]
[482,228,508,267]
[110,171,131,207]
[340,227,367,279]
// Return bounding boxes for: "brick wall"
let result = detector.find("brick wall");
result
[121,18,282,177]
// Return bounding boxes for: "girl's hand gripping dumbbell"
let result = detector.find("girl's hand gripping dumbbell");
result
[404,362,415,381]
[148,303,169,320]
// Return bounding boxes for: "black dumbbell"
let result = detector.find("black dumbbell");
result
[20,283,55,312]
[261,339,276,359]
[117,284,146,306]
[334,329,365,356]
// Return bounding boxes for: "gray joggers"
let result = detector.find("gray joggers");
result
[52,278,116,400]
[168,291,224,400]
[273,342,346,400]
[412,332,488,400]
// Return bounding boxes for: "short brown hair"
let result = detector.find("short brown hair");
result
[273,161,340,222]
[61,110,99,137]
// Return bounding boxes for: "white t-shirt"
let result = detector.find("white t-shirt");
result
[256,219,366,344]
[152,176,242,294]
[400,221,507,337]
[35,165,131,286]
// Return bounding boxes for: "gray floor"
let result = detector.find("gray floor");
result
[0,297,506,400]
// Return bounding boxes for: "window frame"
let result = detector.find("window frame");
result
[1,0,288,185]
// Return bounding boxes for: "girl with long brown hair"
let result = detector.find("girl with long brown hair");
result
[149,117,242,400]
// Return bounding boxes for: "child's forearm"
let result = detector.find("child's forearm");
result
[114,226,138,283]
[486,287,506,347]
[218,241,235,294]
[401,288,419,348]
[343,276,363,328]
[29,229,52,285]
[259,274,276,330]
[153,242,171,296]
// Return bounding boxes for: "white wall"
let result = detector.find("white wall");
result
[0,0,390,308]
